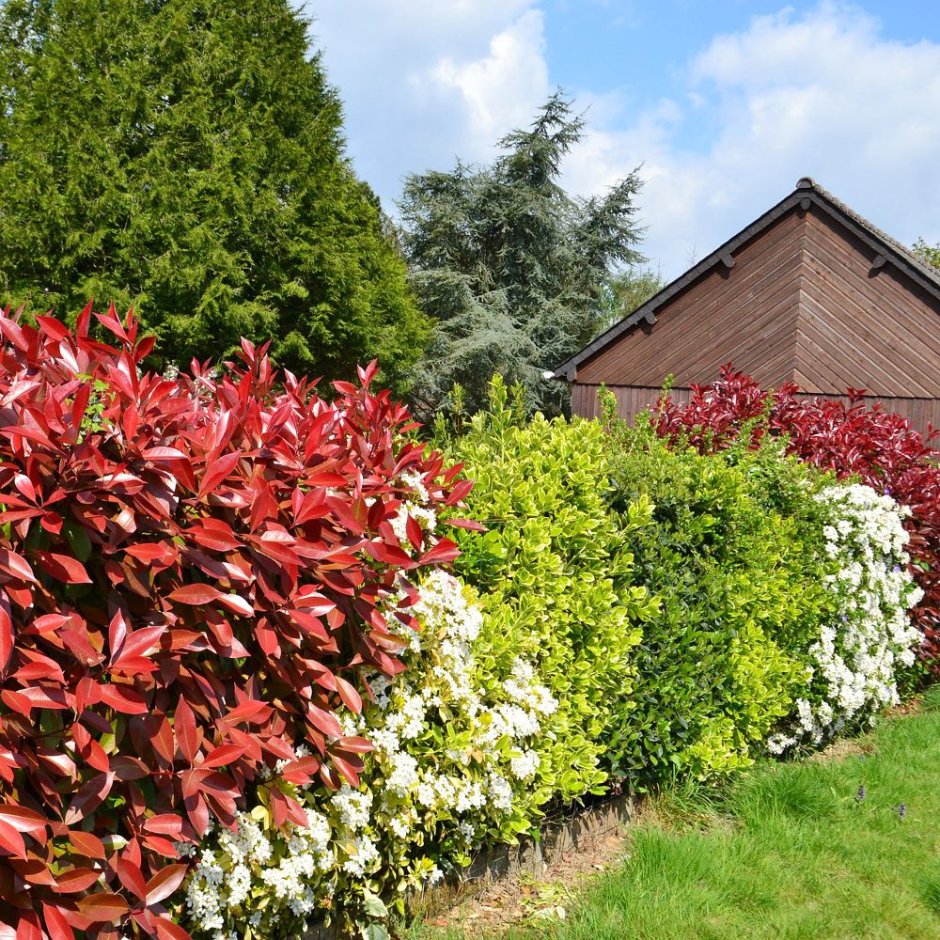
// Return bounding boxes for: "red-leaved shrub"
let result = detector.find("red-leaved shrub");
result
[653,366,940,671]
[0,305,470,938]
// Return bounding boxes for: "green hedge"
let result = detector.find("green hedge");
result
[439,377,658,807]
[603,405,838,785]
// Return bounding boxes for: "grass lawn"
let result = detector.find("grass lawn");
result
[419,684,940,940]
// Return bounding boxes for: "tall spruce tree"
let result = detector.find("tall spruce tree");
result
[399,93,645,416]
[0,0,426,389]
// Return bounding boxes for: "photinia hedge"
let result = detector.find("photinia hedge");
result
[0,304,470,938]
[653,366,940,670]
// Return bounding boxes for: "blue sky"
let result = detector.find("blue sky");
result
[308,1,940,280]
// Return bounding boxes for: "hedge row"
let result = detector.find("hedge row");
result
[0,315,927,939]
[653,365,940,671]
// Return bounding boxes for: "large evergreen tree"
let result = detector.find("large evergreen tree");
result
[399,93,645,416]
[0,0,426,389]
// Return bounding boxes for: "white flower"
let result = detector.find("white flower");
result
[771,482,922,753]
[510,749,540,781]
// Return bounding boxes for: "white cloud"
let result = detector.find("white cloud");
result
[307,1,549,209]
[431,10,549,144]
[562,2,940,277]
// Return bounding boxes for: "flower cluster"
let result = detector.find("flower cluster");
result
[183,570,558,938]
[768,483,923,753]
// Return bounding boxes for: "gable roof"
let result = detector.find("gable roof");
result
[553,177,940,379]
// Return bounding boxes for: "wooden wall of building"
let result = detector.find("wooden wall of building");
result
[575,209,806,388]
[794,211,940,396]
[568,199,940,439]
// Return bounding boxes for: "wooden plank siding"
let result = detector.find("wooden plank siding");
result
[576,207,806,388]
[571,384,940,438]
[794,210,940,396]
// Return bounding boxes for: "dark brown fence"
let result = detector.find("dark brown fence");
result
[571,383,940,438]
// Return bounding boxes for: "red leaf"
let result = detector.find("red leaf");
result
[69,830,106,860]
[335,676,362,714]
[446,517,486,532]
[331,752,362,788]
[41,904,75,940]
[63,772,114,826]
[124,543,178,566]
[98,684,149,715]
[0,820,26,858]
[14,912,40,940]
[174,696,201,763]
[0,549,36,583]
[306,702,342,738]
[35,552,92,584]
[0,806,47,835]
[35,315,71,342]
[52,868,102,894]
[1,689,33,716]
[201,744,245,769]
[418,537,460,566]
[154,916,193,940]
[116,624,166,661]
[115,856,147,900]
[0,604,13,675]
[217,594,253,618]
[108,610,128,662]
[76,893,129,923]
[279,756,321,785]
[141,834,182,858]
[168,584,223,606]
[144,864,188,905]
[222,700,271,726]
[143,814,184,838]
[111,756,150,781]
[197,452,242,500]
[334,735,374,754]
[12,660,65,682]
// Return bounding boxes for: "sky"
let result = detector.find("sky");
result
[306,1,940,281]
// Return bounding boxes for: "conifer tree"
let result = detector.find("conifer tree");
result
[400,93,645,416]
[0,0,426,389]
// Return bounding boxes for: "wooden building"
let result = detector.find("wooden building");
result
[553,178,940,435]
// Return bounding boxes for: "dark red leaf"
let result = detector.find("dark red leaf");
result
[35,552,92,584]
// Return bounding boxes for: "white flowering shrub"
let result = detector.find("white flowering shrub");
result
[182,570,561,939]
[768,483,923,753]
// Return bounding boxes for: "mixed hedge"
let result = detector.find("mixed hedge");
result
[653,366,940,671]
[0,317,929,940]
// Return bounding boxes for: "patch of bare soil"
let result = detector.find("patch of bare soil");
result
[420,822,635,934]
[806,736,874,764]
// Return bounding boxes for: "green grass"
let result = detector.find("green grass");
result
[419,686,940,940]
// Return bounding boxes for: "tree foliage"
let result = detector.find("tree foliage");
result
[0,304,465,938]
[913,237,940,270]
[602,265,665,328]
[0,0,426,390]
[399,93,646,416]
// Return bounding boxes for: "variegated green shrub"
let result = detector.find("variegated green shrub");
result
[440,377,659,799]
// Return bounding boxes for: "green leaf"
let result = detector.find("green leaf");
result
[361,890,388,920]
